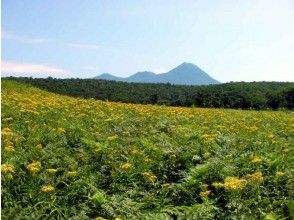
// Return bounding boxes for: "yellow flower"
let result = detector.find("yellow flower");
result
[144,158,152,163]
[36,144,43,149]
[161,183,170,188]
[41,185,55,193]
[141,172,157,183]
[203,152,211,158]
[94,132,101,136]
[245,171,264,183]
[223,177,247,190]
[1,164,15,173]
[26,161,41,173]
[120,163,133,170]
[170,154,176,159]
[251,156,262,164]
[46,168,58,174]
[4,145,15,152]
[107,135,117,141]
[57,127,65,133]
[276,171,285,177]
[123,131,130,136]
[1,128,12,136]
[2,117,13,122]
[212,182,224,189]
[200,190,211,197]
[282,148,290,153]
[67,171,78,177]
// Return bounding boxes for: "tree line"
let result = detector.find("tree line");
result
[6,77,294,110]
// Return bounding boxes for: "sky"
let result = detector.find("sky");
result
[1,0,294,82]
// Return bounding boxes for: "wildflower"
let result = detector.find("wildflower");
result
[223,177,247,190]
[41,185,55,193]
[251,156,262,164]
[67,171,78,177]
[2,128,12,136]
[200,190,211,197]
[1,164,15,173]
[36,144,43,149]
[15,136,26,143]
[4,145,15,152]
[170,154,176,159]
[78,153,87,161]
[46,168,58,174]
[249,126,258,132]
[2,117,13,122]
[212,182,224,189]
[107,135,117,141]
[131,149,140,155]
[161,183,170,188]
[245,171,264,183]
[276,171,285,177]
[203,152,211,159]
[120,163,133,170]
[144,158,152,163]
[26,161,41,173]
[57,127,65,133]
[141,172,157,183]
[123,131,130,136]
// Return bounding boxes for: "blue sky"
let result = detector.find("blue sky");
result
[2,0,294,82]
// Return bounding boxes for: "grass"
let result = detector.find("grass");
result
[1,79,294,219]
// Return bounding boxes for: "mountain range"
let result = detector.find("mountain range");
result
[94,62,219,85]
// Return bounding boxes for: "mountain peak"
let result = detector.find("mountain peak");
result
[180,62,195,66]
[94,63,219,85]
[176,62,201,70]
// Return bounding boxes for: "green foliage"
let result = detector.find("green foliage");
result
[6,77,294,110]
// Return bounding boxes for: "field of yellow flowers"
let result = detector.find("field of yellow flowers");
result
[1,80,294,219]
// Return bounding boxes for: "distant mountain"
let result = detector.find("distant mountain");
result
[94,62,219,85]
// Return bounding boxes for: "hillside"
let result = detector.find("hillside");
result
[94,62,219,85]
[9,77,294,110]
[2,80,294,219]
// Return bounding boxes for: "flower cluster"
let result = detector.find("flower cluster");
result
[245,171,264,183]
[46,168,58,174]
[223,177,247,190]
[1,164,15,174]
[26,161,41,173]
[120,163,133,170]
[250,156,262,164]
[141,172,157,183]
[67,171,78,177]
[200,190,211,197]
[41,185,55,193]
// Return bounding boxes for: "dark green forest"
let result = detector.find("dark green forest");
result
[5,77,294,110]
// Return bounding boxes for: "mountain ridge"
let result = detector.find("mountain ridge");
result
[94,62,220,85]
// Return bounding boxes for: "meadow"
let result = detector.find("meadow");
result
[1,80,294,219]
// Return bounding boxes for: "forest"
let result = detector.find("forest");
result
[5,77,294,110]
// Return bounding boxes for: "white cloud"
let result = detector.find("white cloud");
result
[69,43,100,50]
[1,60,71,78]
[2,31,49,44]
